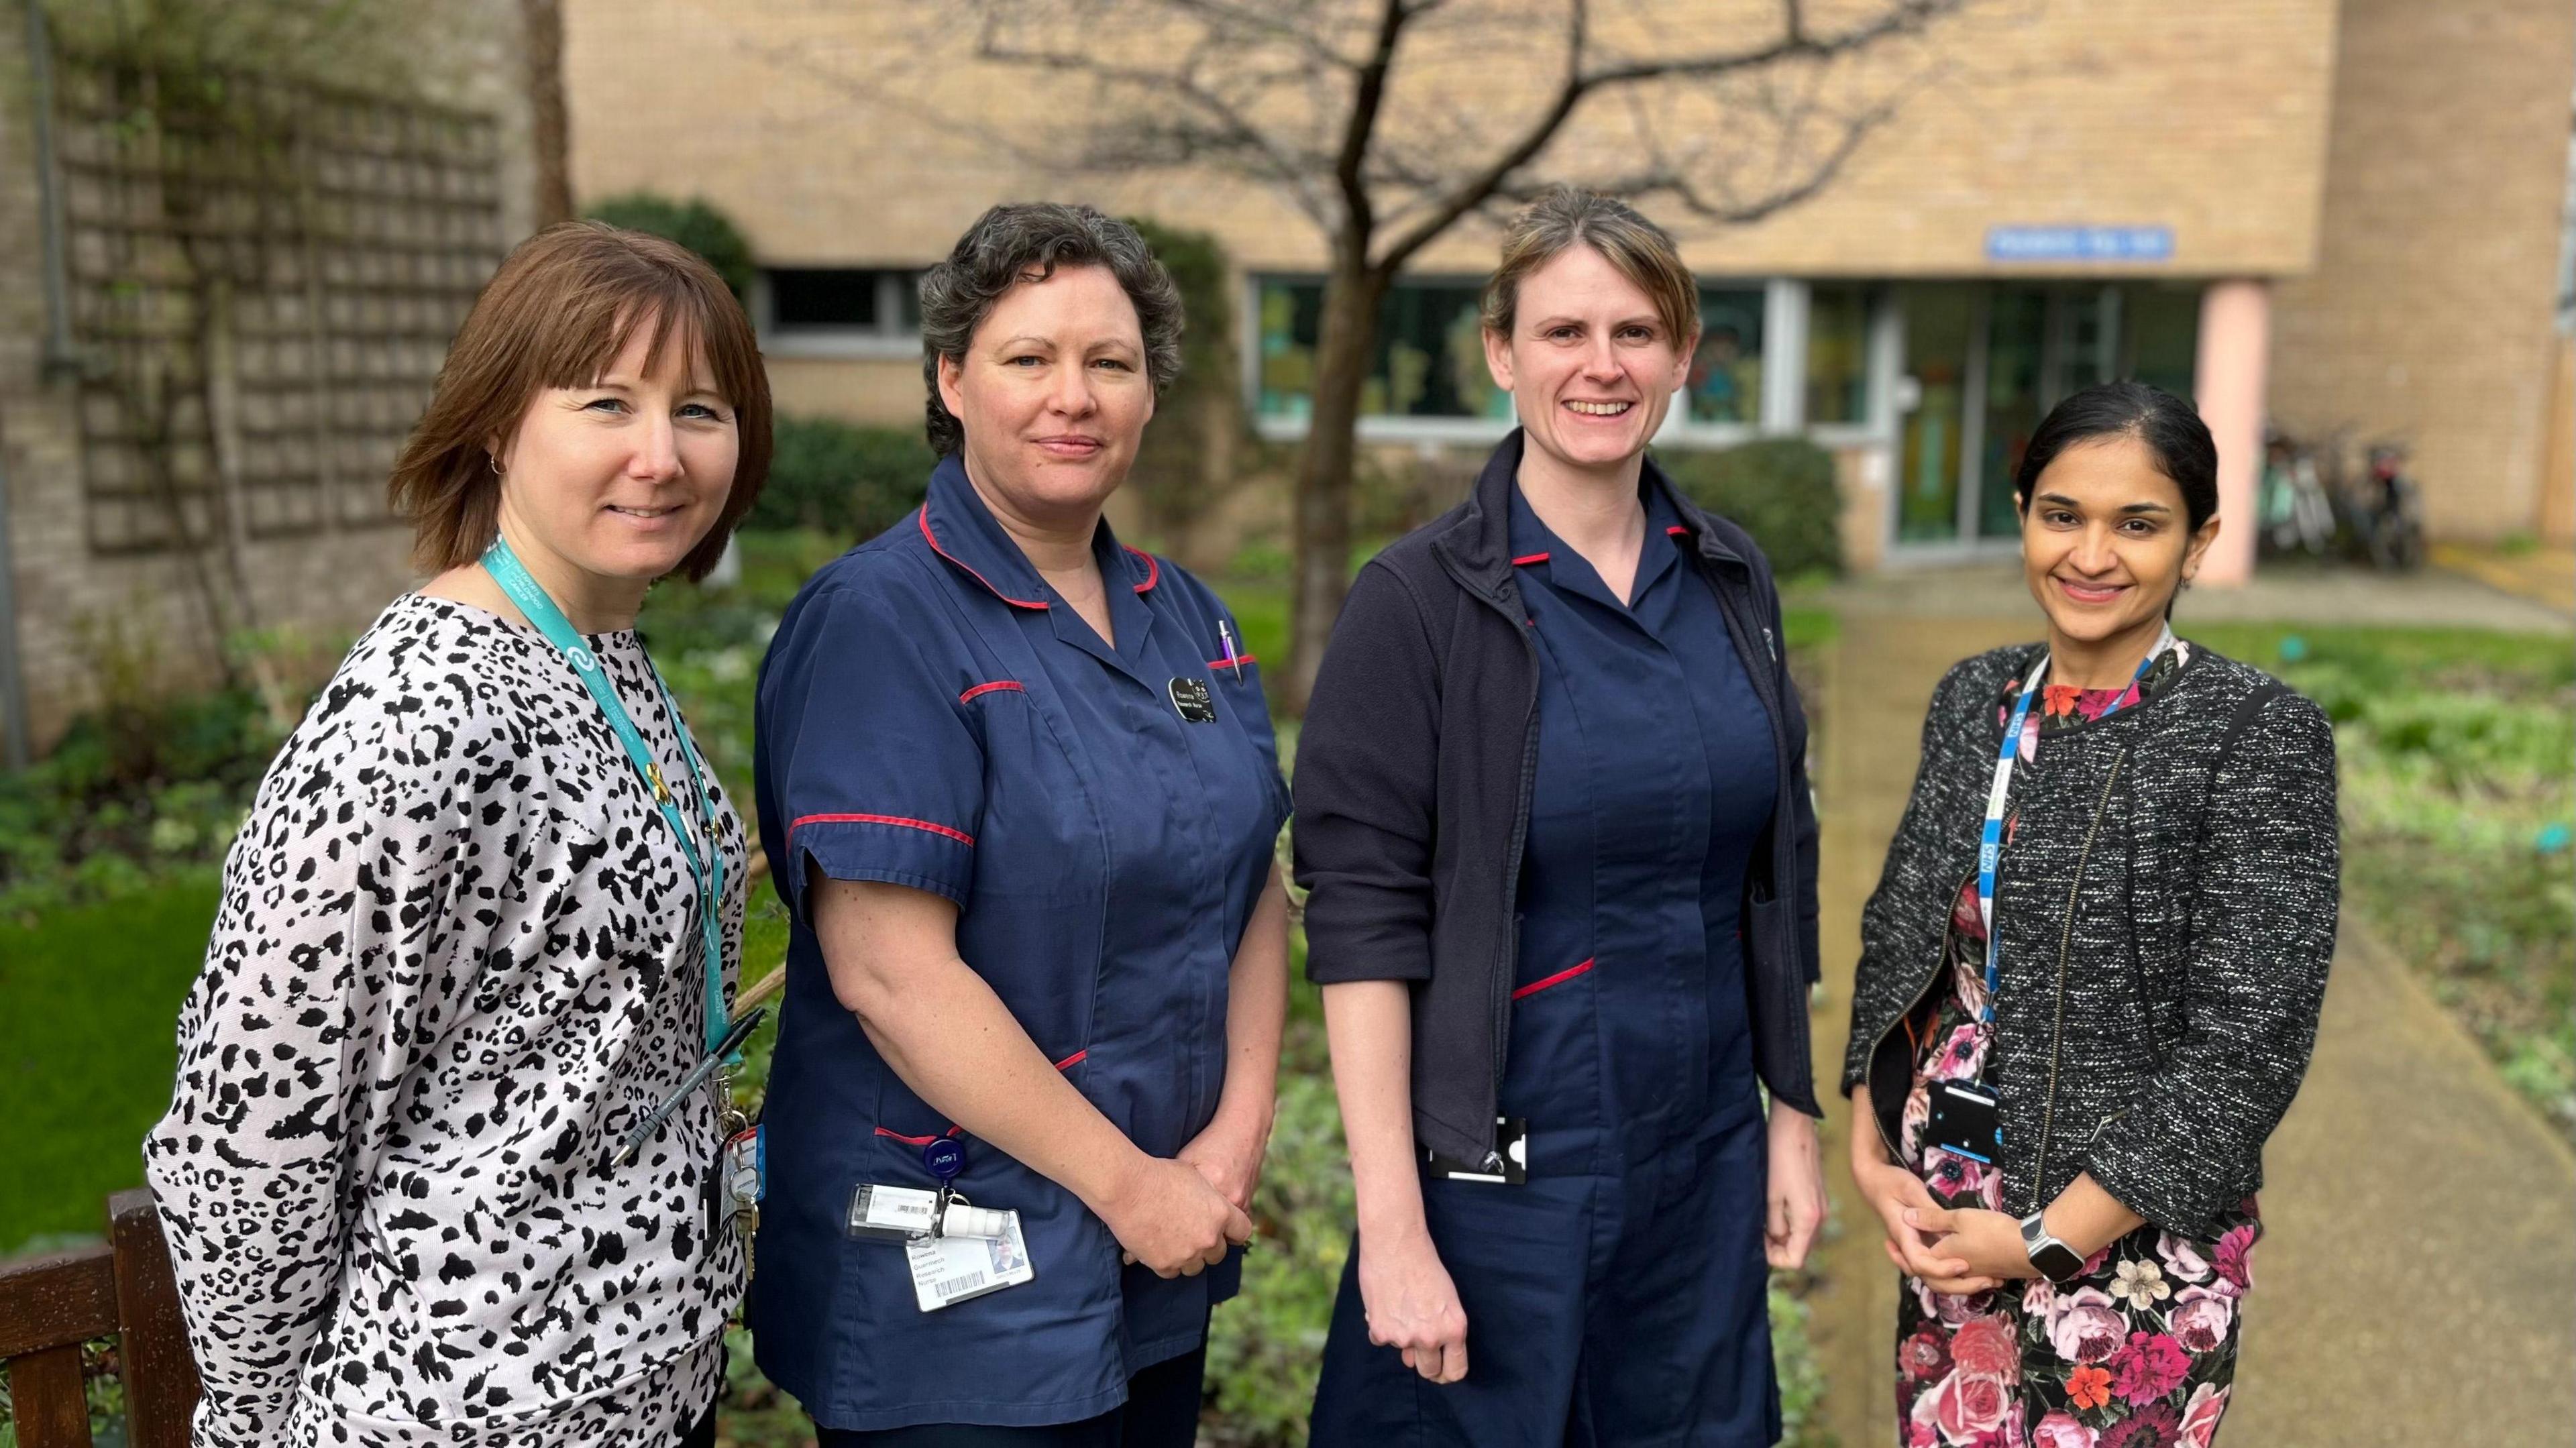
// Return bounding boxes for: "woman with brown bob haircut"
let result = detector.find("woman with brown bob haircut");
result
[146,221,771,1448]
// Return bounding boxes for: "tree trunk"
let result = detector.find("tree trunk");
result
[1281,260,1387,715]
[521,0,574,227]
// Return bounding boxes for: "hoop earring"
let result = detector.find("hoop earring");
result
[488,454,504,477]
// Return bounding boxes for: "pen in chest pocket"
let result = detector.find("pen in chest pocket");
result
[1217,618,1244,681]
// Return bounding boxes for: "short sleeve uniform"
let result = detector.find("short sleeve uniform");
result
[749,455,1288,1433]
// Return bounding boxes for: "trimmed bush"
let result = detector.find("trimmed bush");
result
[1654,437,1844,580]
[749,416,935,541]
[582,192,756,300]
[1123,217,1248,567]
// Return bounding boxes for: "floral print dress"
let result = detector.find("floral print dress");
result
[1893,643,2264,1448]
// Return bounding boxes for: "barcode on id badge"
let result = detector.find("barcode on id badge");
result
[935,1271,986,1298]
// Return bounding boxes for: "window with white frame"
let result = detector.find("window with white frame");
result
[1804,284,1876,428]
[1256,276,1508,424]
[761,268,921,354]
[1254,275,1788,433]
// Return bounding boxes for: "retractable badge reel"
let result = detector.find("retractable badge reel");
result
[842,1137,1038,1311]
[922,1137,967,1232]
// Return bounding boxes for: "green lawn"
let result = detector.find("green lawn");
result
[0,870,221,1254]
[2190,622,2576,1136]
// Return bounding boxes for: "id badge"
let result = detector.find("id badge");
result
[1925,1080,2002,1164]
[906,1209,1036,1312]
[1425,1117,1529,1184]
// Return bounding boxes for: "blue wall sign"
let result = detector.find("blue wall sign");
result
[1985,225,2175,263]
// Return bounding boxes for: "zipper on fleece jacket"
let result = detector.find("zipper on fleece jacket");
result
[1438,559,1546,1174]
[2028,747,2129,1213]
[1863,866,1978,1162]
[1702,558,1812,1107]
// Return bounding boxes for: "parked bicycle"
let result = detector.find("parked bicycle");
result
[2259,427,2338,557]
[2352,440,2427,571]
[2258,426,2426,572]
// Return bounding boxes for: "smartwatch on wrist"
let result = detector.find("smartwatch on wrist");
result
[2021,1209,2088,1284]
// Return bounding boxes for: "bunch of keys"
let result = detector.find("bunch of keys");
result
[711,1070,762,1278]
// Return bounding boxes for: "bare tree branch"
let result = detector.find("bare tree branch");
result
[1369,0,1589,272]
[1371,0,1965,270]
[965,8,1343,226]
[1326,0,1413,251]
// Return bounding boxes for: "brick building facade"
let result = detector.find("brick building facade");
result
[561,0,2574,577]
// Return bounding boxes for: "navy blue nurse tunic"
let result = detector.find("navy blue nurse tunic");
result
[748,455,1289,1433]
[1309,478,1782,1447]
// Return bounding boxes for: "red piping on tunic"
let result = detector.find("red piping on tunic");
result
[1207,654,1258,671]
[871,1125,961,1146]
[958,680,1024,704]
[1511,958,1595,999]
[1511,552,1550,566]
[918,508,1051,610]
[788,812,975,848]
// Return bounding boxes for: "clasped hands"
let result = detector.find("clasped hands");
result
[1852,1138,2035,1296]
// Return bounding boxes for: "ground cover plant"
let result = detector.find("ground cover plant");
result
[2189,623,2576,1139]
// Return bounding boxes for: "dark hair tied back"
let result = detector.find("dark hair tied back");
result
[2012,380,2219,534]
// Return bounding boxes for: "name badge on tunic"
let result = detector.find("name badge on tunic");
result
[1168,677,1218,723]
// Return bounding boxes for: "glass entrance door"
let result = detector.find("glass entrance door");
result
[1895,284,1972,545]
[1980,288,2048,541]
[1893,283,2196,553]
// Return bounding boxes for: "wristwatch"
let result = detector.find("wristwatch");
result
[2021,1210,2088,1284]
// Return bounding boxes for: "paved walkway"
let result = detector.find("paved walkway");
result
[1803,606,2576,1448]
[1819,558,2571,632]
[2432,540,2576,616]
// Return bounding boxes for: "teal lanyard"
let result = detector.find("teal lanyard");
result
[480,540,733,1061]
[1976,624,2174,1023]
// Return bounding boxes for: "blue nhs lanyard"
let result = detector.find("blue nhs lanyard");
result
[1975,627,2173,1022]
[480,539,733,1061]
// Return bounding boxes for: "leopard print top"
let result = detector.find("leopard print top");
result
[144,593,746,1447]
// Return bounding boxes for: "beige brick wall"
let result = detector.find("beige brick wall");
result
[0,4,539,754]
[2270,0,2576,542]
[564,0,2337,281]
[767,357,925,427]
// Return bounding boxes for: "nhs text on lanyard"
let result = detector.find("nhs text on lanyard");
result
[1975,626,2174,1021]
[478,542,744,1166]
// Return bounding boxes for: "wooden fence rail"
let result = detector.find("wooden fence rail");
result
[0,1188,200,1448]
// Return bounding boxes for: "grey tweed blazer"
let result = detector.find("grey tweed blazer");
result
[1843,642,2340,1239]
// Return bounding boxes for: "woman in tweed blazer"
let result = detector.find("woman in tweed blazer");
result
[1843,382,2338,1446]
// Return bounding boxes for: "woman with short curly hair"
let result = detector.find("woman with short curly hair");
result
[747,203,1291,1446]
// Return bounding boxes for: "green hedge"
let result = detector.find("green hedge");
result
[749,416,935,541]
[582,192,757,300]
[1654,437,1843,580]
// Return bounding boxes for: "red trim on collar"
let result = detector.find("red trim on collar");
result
[1666,524,1690,537]
[958,680,1024,704]
[918,507,1050,610]
[1052,1049,1088,1070]
[1123,545,1160,593]
[1511,552,1550,566]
